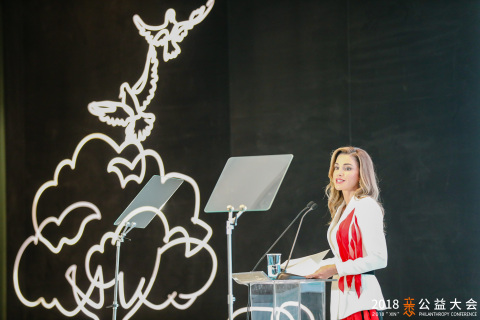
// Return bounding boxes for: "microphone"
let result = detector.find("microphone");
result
[251,201,317,272]
[282,201,318,273]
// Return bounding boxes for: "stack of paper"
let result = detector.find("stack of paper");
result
[281,249,330,276]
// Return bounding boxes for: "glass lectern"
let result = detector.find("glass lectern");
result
[233,272,330,320]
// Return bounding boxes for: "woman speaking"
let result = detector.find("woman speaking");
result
[306,146,387,320]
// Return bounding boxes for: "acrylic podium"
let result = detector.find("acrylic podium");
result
[233,273,330,320]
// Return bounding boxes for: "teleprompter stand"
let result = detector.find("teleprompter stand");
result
[110,175,183,320]
[204,154,293,320]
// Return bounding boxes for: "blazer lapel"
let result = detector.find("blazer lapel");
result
[327,198,357,257]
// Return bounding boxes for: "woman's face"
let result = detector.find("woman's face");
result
[332,153,360,193]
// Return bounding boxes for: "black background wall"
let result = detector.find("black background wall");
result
[2,0,480,319]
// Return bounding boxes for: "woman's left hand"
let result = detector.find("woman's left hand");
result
[305,264,337,279]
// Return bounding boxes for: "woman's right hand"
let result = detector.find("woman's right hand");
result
[305,264,337,279]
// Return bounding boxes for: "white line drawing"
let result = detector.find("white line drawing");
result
[13,1,217,319]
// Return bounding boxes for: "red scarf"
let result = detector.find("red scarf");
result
[336,208,363,298]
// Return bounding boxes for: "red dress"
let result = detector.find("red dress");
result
[337,208,380,320]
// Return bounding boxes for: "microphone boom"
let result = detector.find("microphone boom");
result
[251,201,318,273]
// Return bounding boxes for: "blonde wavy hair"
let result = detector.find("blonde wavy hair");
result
[325,146,383,219]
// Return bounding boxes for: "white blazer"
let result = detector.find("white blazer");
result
[320,196,387,320]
